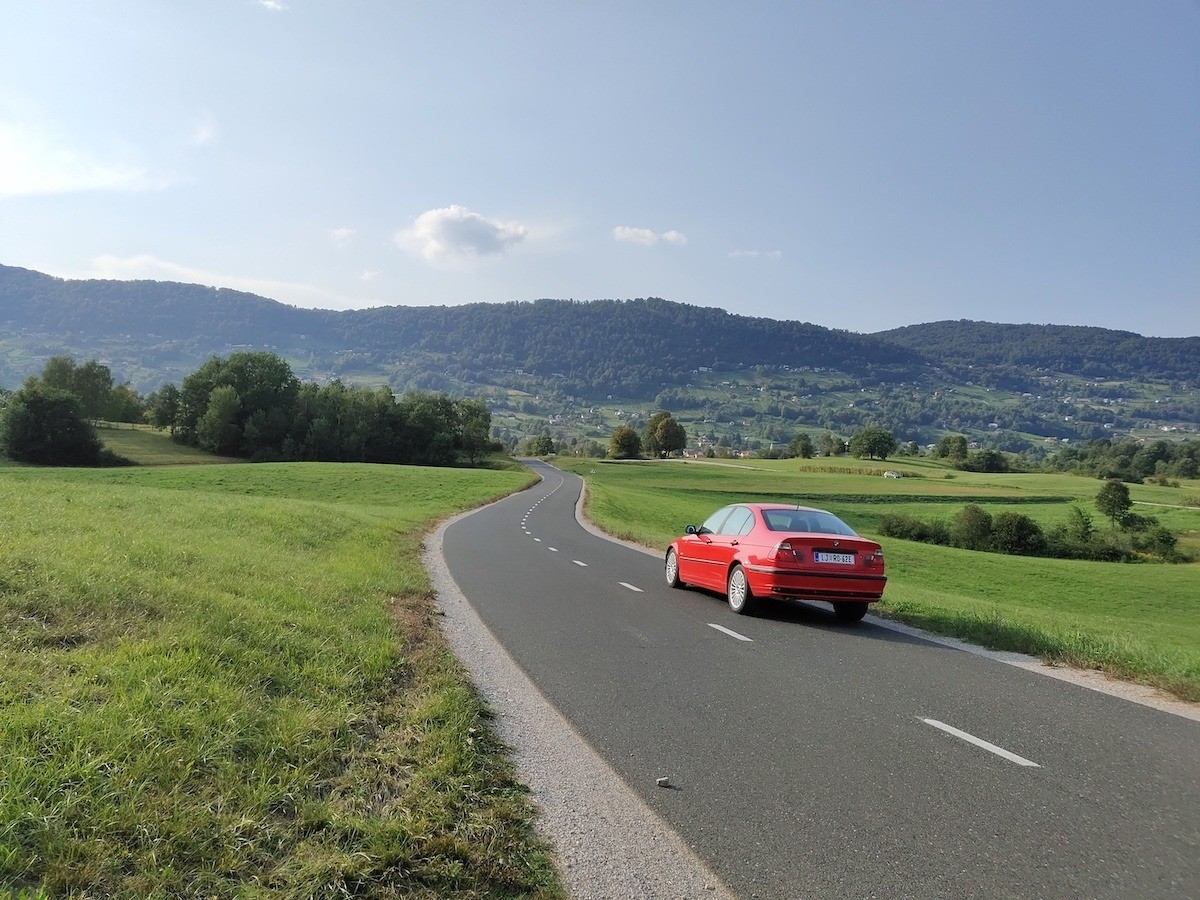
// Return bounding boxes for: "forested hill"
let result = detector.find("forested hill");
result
[876,320,1200,382]
[338,298,920,392]
[0,265,918,394]
[2,264,1196,399]
[0,264,334,343]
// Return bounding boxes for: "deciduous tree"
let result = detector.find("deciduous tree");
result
[849,425,898,460]
[610,426,641,459]
[0,381,102,465]
[1095,479,1132,528]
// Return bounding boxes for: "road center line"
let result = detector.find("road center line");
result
[920,718,1041,767]
[573,560,588,567]
[548,547,558,552]
[618,582,644,593]
[533,537,542,542]
[708,623,753,642]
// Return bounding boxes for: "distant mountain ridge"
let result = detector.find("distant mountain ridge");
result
[1,264,1197,397]
[875,320,1200,382]
[0,265,921,394]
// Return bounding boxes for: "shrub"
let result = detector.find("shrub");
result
[879,514,951,545]
[0,381,103,466]
[951,504,994,551]
[991,512,1047,556]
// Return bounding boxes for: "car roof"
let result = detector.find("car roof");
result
[743,502,827,514]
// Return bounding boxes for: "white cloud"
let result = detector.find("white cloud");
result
[0,121,165,198]
[80,255,365,309]
[613,226,688,247]
[395,204,528,264]
[359,270,380,281]
[329,226,357,247]
[613,226,660,246]
[729,249,782,260]
[258,0,288,10]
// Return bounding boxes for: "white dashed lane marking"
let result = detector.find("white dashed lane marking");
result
[920,718,1041,768]
[534,538,542,542]
[618,582,644,593]
[548,547,558,552]
[573,560,588,567]
[708,623,753,642]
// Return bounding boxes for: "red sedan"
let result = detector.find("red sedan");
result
[664,503,886,622]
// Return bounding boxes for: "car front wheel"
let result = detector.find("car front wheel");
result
[833,602,868,624]
[665,548,681,588]
[726,564,757,615]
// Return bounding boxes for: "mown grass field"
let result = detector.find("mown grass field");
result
[558,457,1200,702]
[0,460,563,898]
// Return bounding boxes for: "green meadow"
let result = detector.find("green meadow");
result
[95,422,241,466]
[558,457,1200,702]
[0,458,563,898]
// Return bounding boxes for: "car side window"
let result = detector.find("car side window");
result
[721,506,754,536]
[700,506,733,534]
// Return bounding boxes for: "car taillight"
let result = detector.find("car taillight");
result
[864,549,884,566]
[772,540,803,564]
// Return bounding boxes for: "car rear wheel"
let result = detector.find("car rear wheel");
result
[726,564,757,615]
[665,548,681,588]
[833,602,868,624]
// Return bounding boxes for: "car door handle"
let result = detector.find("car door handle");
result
[730,540,739,546]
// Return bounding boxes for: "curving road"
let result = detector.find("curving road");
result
[443,460,1199,899]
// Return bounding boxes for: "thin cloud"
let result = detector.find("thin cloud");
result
[395,204,528,264]
[258,0,287,10]
[328,226,357,247]
[81,255,366,310]
[186,114,218,146]
[729,249,782,260]
[0,120,165,197]
[359,270,380,281]
[613,226,688,247]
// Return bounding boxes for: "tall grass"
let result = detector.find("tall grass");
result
[561,458,1200,702]
[0,462,563,898]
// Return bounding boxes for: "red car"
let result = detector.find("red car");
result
[664,503,885,622]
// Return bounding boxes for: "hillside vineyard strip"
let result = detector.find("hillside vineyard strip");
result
[559,457,1200,702]
[0,461,564,899]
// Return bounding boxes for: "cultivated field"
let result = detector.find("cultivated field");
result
[558,457,1200,702]
[0,461,563,898]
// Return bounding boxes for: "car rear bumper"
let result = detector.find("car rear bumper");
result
[745,565,886,602]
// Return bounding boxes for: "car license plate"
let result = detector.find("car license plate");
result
[815,552,855,565]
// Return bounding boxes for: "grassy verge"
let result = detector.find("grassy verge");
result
[0,461,563,898]
[559,458,1200,702]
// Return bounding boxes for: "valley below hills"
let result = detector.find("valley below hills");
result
[1,263,1196,455]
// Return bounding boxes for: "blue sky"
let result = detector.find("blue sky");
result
[2,2,1196,336]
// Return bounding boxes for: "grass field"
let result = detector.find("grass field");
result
[558,457,1200,702]
[0,461,563,898]
[95,422,240,466]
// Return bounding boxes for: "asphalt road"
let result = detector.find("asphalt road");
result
[443,460,1200,899]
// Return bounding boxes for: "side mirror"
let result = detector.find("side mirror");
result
[684,524,697,535]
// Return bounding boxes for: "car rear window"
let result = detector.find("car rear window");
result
[762,509,857,536]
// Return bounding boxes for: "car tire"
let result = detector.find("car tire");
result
[726,564,757,615]
[833,602,868,624]
[665,548,682,588]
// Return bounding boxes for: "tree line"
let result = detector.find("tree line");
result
[879,481,1187,564]
[0,352,498,467]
